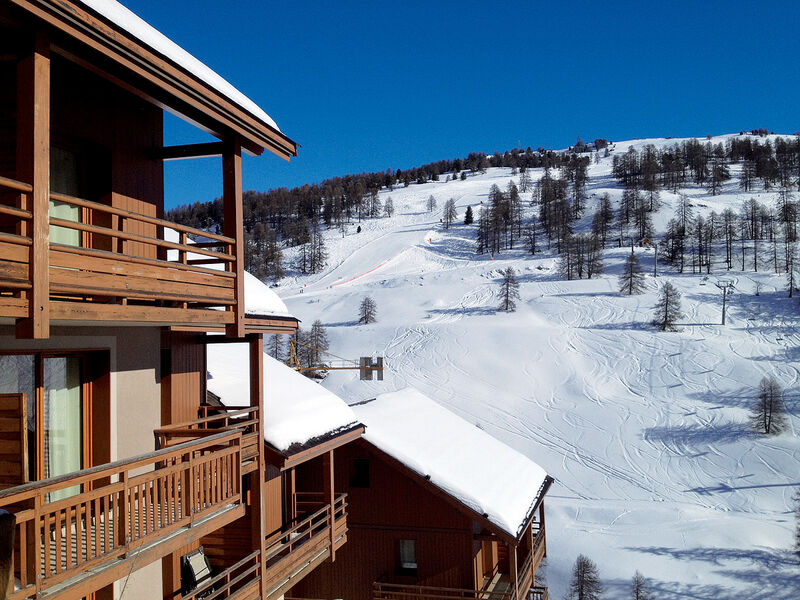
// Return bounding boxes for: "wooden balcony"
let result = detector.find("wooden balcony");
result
[0,431,244,600]
[180,550,262,600]
[263,493,348,600]
[154,407,261,475]
[0,175,242,335]
[374,521,546,600]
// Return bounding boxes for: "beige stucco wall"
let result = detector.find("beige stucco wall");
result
[0,324,164,599]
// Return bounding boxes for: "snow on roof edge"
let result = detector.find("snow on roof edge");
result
[352,388,551,539]
[77,0,281,133]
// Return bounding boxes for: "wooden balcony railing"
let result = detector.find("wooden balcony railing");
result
[374,582,512,600]
[0,431,244,600]
[263,494,348,599]
[529,587,548,600]
[154,407,260,474]
[181,550,261,600]
[0,174,240,330]
[374,524,544,600]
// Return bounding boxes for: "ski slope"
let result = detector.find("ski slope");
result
[278,134,800,599]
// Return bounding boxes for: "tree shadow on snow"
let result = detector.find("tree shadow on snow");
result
[618,546,800,600]
[685,480,800,495]
[426,306,497,318]
[643,421,753,448]
[686,386,757,410]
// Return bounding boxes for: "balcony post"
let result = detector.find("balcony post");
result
[539,501,546,558]
[16,30,50,339]
[223,140,245,338]
[509,542,518,600]
[323,449,335,561]
[248,334,267,597]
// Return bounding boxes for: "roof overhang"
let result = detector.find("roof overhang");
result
[266,424,365,471]
[9,0,298,159]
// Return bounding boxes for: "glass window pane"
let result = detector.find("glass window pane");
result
[43,356,82,500]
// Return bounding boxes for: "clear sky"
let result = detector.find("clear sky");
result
[122,0,800,209]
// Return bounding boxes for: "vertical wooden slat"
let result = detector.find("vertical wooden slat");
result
[43,513,51,578]
[64,506,72,570]
[223,140,244,337]
[323,449,336,561]
[15,29,50,339]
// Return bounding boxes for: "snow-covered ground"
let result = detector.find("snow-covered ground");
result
[276,134,800,598]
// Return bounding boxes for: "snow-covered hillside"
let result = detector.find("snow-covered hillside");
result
[275,134,800,599]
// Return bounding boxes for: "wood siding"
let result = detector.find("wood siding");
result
[291,440,476,600]
[160,331,206,426]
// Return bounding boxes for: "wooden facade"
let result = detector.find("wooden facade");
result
[290,440,549,600]
[0,1,307,599]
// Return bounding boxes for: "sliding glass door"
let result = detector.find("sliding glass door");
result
[43,356,83,501]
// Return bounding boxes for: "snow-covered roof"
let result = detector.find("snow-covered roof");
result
[164,228,293,319]
[206,345,359,452]
[352,388,550,539]
[78,0,279,132]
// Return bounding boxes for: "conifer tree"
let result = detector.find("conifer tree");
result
[358,296,378,324]
[384,196,394,217]
[443,198,457,229]
[308,320,330,365]
[619,252,646,295]
[464,205,474,225]
[518,170,532,193]
[427,195,437,212]
[268,334,284,362]
[751,375,786,435]
[566,554,603,600]
[653,281,683,331]
[631,571,651,600]
[497,267,520,312]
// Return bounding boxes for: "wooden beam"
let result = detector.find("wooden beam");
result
[9,0,298,159]
[223,140,245,338]
[279,426,365,471]
[249,334,268,599]
[156,142,225,161]
[15,29,50,339]
[509,542,518,600]
[323,449,335,562]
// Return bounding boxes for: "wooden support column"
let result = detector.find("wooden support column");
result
[539,501,546,557]
[223,140,244,338]
[16,31,50,339]
[248,334,267,596]
[509,543,518,600]
[323,449,335,562]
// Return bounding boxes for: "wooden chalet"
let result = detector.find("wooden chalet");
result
[290,389,553,600]
[204,345,365,600]
[0,1,319,599]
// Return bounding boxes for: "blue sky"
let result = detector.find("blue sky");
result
[124,1,800,209]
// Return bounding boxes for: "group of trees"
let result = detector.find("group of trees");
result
[564,555,652,600]
[166,142,594,282]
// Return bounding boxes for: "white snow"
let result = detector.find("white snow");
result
[206,344,358,452]
[354,388,549,538]
[78,0,280,131]
[276,133,800,599]
[163,227,293,318]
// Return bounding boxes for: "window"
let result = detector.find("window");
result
[0,352,88,497]
[349,458,370,488]
[50,146,81,247]
[398,539,417,575]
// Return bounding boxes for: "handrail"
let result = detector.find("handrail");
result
[0,430,237,502]
[157,407,258,432]
[0,174,32,193]
[374,582,511,600]
[49,190,234,245]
